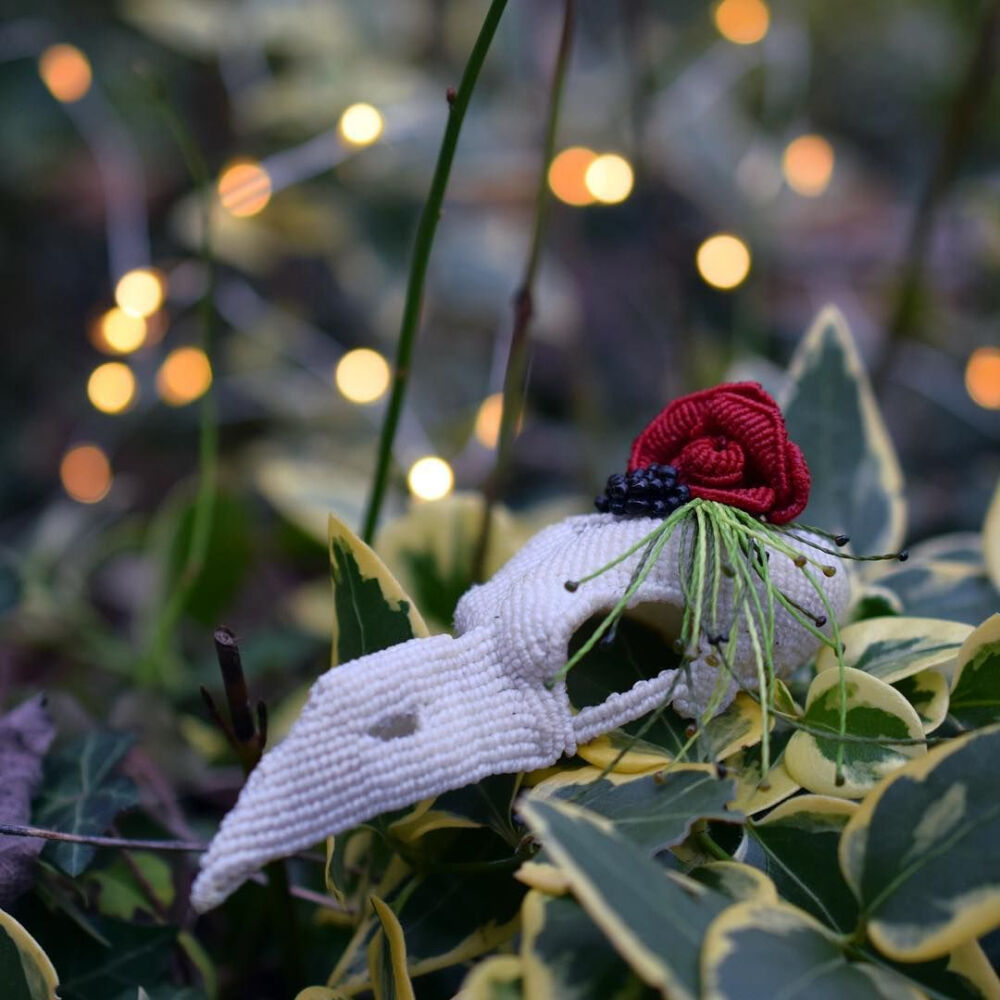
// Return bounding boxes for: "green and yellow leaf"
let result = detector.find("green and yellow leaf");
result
[872,560,997,627]
[520,891,650,1000]
[815,616,973,684]
[785,667,926,798]
[700,901,923,1000]
[983,480,1000,591]
[456,955,524,999]
[781,305,906,556]
[367,896,415,1000]
[518,797,730,1000]
[839,724,1000,961]
[687,862,778,905]
[328,511,428,667]
[893,670,949,734]
[748,795,860,934]
[950,613,1000,730]
[0,909,59,1000]
[724,730,800,817]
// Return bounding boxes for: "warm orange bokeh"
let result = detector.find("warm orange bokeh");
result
[548,147,598,207]
[38,44,92,103]
[783,135,835,196]
[60,444,112,503]
[218,161,273,217]
[157,347,213,406]
[713,0,770,44]
[966,347,1000,409]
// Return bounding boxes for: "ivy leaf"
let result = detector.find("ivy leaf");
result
[366,895,415,1000]
[328,511,428,667]
[518,796,730,1000]
[781,305,905,556]
[784,667,926,798]
[839,724,1000,961]
[893,670,949,734]
[983,480,1000,591]
[949,613,1000,730]
[0,695,55,905]
[33,732,139,877]
[873,561,997,627]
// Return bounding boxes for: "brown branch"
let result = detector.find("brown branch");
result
[0,823,205,853]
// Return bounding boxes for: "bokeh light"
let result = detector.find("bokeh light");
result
[218,161,272,217]
[407,456,454,501]
[474,393,503,449]
[38,44,92,103]
[91,308,147,354]
[60,444,112,503]
[696,234,752,290]
[548,147,598,206]
[782,135,835,196]
[114,268,164,318]
[87,362,136,414]
[965,347,1000,409]
[713,0,770,45]
[335,348,391,404]
[338,103,384,146]
[156,347,212,406]
[584,154,634,205]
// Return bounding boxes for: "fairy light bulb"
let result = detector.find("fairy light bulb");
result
[338,103,384,147]
[965,347,1000,409]
[584,154,634,205]
[114,268,164,318]
[407,457,454,501]
[157,347,212,406]
[696,234,752,290]
[218,161,272,217]
[38,44,92,103]
[60,444,112,503]
[548,147,598,206]
[87,362,136,414]
[335,348,391,404]
[713,0,770,44]
[782,135,835,196]
[474,393,504,449]
[91,308,147,354]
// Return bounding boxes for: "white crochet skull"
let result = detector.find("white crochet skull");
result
[191,512,848,911]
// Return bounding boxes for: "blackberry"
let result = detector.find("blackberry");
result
[625,497,650,516]
[595,462,692,520]
[594,494,610,513]
[606,473,627,500]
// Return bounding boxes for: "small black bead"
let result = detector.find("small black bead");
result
[607,472,626,489]
[594,495,610,513]
[607,479,627,500]
[670,483,691,504]
[610,499,626,515]
[652,499,668,517]
[655,464,677,479]
[625,498,650,516]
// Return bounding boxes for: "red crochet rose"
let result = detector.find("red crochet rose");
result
[628,382,810,524]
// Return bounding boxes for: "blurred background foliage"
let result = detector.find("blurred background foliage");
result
[0,0,998,991]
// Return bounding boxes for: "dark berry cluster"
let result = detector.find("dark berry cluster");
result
[595,465,691,518]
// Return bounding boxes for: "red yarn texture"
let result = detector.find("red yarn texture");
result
[628,382,810,524]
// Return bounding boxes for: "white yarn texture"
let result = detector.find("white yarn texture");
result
[191,513,849,911]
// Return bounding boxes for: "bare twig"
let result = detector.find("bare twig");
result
[0,823,205,853]
[471,0,577,580]
[361,0,510,544]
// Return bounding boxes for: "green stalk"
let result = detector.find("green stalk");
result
[471,0,577,579]
[360,0,509,544]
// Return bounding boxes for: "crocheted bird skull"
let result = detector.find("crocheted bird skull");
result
[191,509,848,912]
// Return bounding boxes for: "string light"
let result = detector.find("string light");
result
[474,393,504,449]
[338,103,384,147]
[87,362,136,414]
[965,347,1000,409]
[90,308,147,354]
[60,444,112,503]
[548,147,598,206]
[407,457,454,501]
[114,268,164,319]
[585,154,634,205]
[696,234,752,290]
[782,135,835,196]
[157,347,212,406]
[335,348,390,404]
[38,44,92,103]
[218,161,272,217]
[713,0,770,45]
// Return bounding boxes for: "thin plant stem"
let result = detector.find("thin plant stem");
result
[360,0,510,544]
[471,0,577,580]
[139,72,218,685]
[0,823,205,853]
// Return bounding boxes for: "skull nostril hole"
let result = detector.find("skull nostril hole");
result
[367,711,419,741]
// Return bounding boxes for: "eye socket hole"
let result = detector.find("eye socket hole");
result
[565,604,683,711]
[367,711,419,741]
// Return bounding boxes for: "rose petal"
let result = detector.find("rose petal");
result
[767,441,811,524]
[706,389,789,494]
[628,396,707,471]
[687,484,776,513]
[675,436,746,487]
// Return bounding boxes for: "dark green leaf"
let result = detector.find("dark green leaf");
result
[950,616,1000,730]
[33,732,138,876]
[0,925,32,1000]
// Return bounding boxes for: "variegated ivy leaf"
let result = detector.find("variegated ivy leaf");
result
[700,901,923,1000]
[328,511,429,666]
[781,305,906,556]
[872,560,997,627]
[724,728,800,817]
[456,955,524,999]
[949,613,1000,730]
[784,667,925,798]
[893,670,949,734]
[839,725,1000,962]
[815,616,972,684]
[0,908,59,1000]
[367,895,416,1000]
